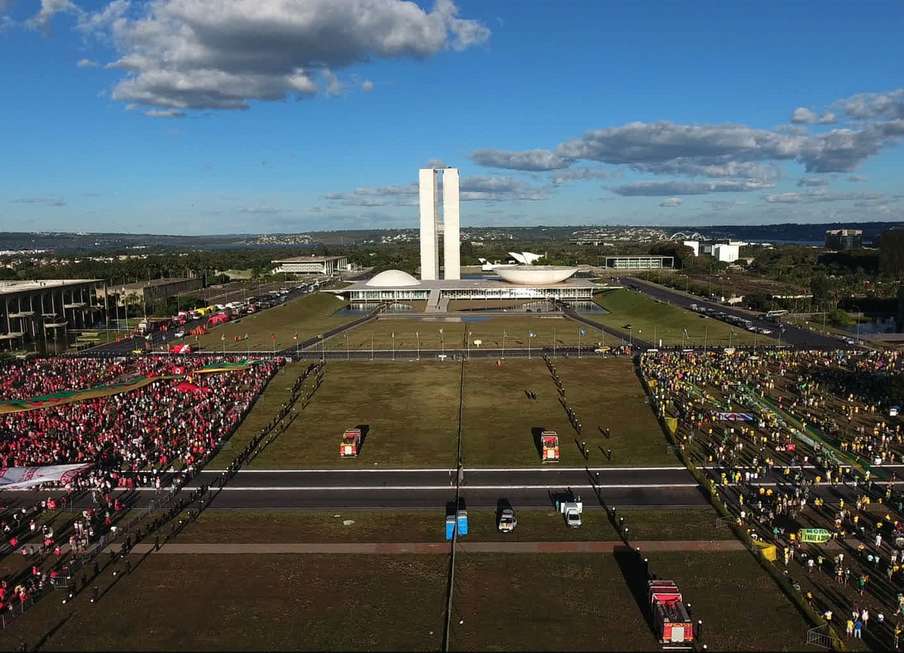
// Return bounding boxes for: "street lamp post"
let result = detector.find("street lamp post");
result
[440,328,444,357]
[528,331,535,360]
[392,332,396,361]
[467,330,471,360]
[416,331,420,360]
[502,330,506,360]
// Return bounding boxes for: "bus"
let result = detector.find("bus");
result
[765,309,789,320]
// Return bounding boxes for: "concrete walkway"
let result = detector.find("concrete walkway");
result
[116,539,746,555]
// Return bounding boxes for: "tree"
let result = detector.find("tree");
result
[649,242,696,269]
[897,284,904,332]
[881,230,904,279]
[810,274,835,308]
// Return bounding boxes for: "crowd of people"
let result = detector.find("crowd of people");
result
[0,353,286,625]
[0,358,136,401]
[0,355,282,474]
[642,347,904,648]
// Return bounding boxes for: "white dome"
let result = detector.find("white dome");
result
[495,265,577,285]
[366,269,421,287]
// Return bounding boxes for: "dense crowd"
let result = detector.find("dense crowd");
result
[0,353,285,623]
[0,356,282,476]
[643,348,904,649]
[0,358,133,400]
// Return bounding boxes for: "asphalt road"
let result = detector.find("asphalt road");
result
[621,276,847,349]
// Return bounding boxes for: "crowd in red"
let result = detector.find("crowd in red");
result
[0,354,285,618]
[0,356,282,477]
[0,358,135,401]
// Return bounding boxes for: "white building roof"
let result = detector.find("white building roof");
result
[0,279,100,296]
[366,269,420,287]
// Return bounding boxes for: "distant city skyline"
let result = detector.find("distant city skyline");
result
[1,0,903,234]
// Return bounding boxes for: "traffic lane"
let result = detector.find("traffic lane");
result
[623,277,844,349]
[186,467,696,489]
[187,485,710,509]
[189,469,456,489]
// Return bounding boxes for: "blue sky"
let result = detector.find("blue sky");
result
[1,0,903,234]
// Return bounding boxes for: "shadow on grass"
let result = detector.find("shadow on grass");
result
[31,609,74,651]
[530,427,546,459]
[355,424,371,455]
[613,546,657,642]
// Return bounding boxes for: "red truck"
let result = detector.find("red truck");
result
[649,580,695,649]
[339,429,362,457]
[540,431,560,463]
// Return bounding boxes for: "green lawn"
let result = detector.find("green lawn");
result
[161,507,735,544]
[452,551,809,651]
[0,554,448,652]
[461,358,677,467]
[215,357,674,468]
[237,360,462,469]
[327,313,602,352]
[178,292,355,353]
[594,289,774,347]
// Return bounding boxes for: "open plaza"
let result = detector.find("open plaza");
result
[0,172,894,652]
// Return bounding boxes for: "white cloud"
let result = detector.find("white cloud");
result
[611,179,774,197]
[549,167,611,185]
[324,175,548,206]
[27,0,78,31]
[321,69,342,96]
[10,196,66,207]
[764,191,884,204]
[796,176,828,188]
[790,107,836,125]
[471,148,569,171]
[77,58,99,68]
[837,89,904,121]
[361,79,375,93]
[92,0,489,111]
[145,108,185,118]
[659,197,682,208]
[471,98,904,188]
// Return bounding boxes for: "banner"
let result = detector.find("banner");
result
[0,464,91,489]
[715,412,754,422]
[799,528,831,544]
[174,381,210,394]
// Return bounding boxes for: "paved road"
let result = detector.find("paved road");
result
[116,540,746,554]
[178,467,707,509]
[622,276,847,349]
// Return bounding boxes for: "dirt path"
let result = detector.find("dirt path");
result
[113,539,747,555]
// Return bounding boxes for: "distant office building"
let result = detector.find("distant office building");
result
[0,279,105,351]
[419,167,460,280]
[101,277,203,308]
[604,255,675,270]
[825,229,863,251]
[272,255,349,276]
[880,228,904,278]
[710,243,741,263]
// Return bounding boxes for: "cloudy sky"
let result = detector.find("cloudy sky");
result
[1,0,903,234]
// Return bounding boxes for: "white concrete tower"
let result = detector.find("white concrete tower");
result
[418,168,439,281]
[441,168,461,280]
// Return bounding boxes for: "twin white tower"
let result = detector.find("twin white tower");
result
[419,167,460,281]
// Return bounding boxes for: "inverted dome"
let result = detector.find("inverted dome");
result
[366,269,420,287]
[495,265,577,285]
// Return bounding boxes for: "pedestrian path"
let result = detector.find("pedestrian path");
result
[114,539,747,555]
